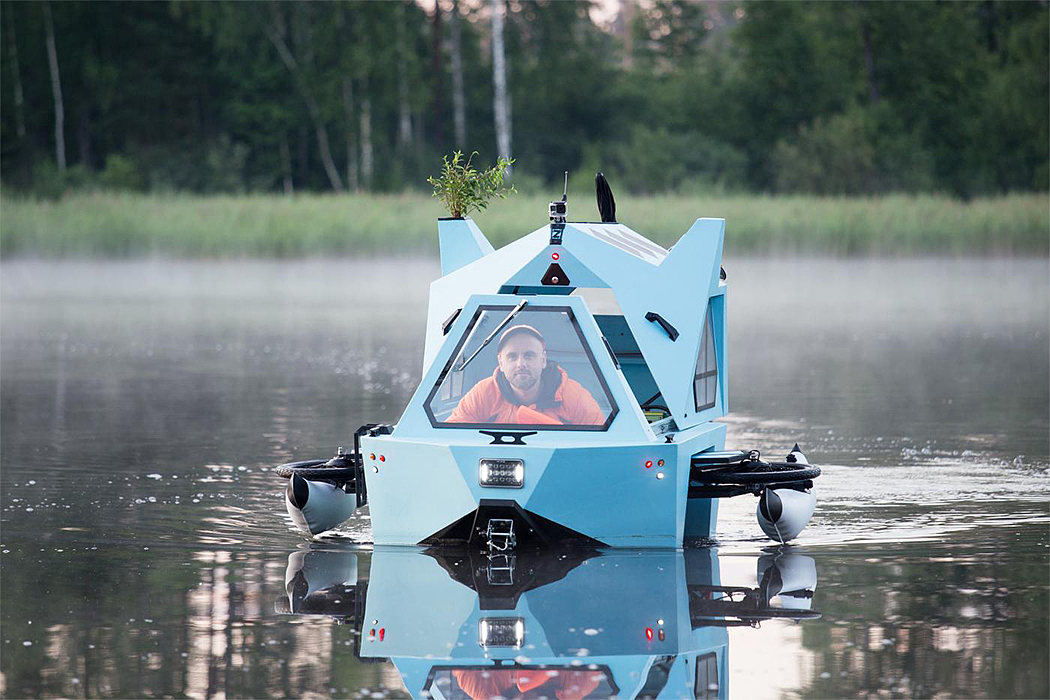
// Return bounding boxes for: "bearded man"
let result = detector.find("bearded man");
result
[447,324,605,426]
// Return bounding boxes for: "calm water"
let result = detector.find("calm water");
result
[1,258,1047,699]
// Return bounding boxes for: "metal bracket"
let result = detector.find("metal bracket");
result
[479,430,537,445]
[352,423,393,507]
[486,518,516,551]
[487,553,515,585]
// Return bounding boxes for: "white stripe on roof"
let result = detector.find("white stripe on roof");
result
[572,224,668,264]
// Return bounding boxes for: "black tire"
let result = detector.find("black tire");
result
[275,460,356,481]
[742,608,822,620]
[693,462,821,485]
[690,450,752,468]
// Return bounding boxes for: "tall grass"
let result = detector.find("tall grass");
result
[1,191,1046,258]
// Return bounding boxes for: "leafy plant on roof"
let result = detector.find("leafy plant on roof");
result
[427,150,515,219]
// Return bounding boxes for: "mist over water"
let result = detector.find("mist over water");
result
[1,258,1047,698]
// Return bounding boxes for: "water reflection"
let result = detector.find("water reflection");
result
[1,533,1045,698]
[278,545,819,699]
[789,536,1050,699]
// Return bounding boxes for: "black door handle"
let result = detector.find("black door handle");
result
[645,312,679,342]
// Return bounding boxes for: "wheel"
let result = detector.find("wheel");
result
[742,608,822,620]
[274,460,356,481]
[692,462,821,485]
[691,450,753,468]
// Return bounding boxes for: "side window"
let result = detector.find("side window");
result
[693,306,718,412]
[425,305,618,430]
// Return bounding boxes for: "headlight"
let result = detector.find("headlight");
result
[479,459,524,488]
[479,617,525,648]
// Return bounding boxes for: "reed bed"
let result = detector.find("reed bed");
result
[1,191,1046,258]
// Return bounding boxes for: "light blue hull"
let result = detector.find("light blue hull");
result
[360,421,724,547]
[359,546,731,699]
[276,542,820,699]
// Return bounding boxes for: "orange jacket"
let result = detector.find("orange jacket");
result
[451,668,603,699]
[447,366,605,426]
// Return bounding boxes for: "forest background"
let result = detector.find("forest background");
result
[2,0,1047,256]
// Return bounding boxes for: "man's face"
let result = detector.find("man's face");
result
[497,334,547,394]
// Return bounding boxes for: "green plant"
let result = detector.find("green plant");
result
[427,150,515,218]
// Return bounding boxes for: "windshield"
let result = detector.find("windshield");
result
[424,665,618,700]
[425,305,618,431]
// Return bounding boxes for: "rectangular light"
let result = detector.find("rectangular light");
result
[479,617,525,648]
[479,459,524,488]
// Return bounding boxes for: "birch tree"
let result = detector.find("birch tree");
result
[491,0,512,174]
[396,2,412,152]
[429,2,445,147]
[449,0,467,148]
[43,1,66,171]
[279,132,294,194]
[5,3,26,140]
[360,91,373,190]
[341,79,359,192]
[265,4,344,191]
[860,15,880,104]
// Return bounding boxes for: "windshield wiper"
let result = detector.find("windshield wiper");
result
[455,299,529,372]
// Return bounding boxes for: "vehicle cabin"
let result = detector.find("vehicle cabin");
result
[408,217,728,440]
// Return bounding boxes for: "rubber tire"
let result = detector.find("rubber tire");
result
[691,450,752,468]
[275,460,356,481]
[741,608,821,620]
[693,462,821,485]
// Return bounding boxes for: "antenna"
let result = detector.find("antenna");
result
[562,171,568,202]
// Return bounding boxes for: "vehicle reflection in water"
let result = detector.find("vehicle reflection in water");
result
[276,546,819,699]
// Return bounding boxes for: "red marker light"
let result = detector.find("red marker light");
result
[379,628,385,641]
[379,455,386,462]
[645,460,653,469]
[645,627,653,641]
[551,252,560,260]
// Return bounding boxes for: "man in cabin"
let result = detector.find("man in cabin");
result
[447,324,605,426]
[451,667,603,699]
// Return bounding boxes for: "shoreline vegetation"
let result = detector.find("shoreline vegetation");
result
[1,191,1046,259]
